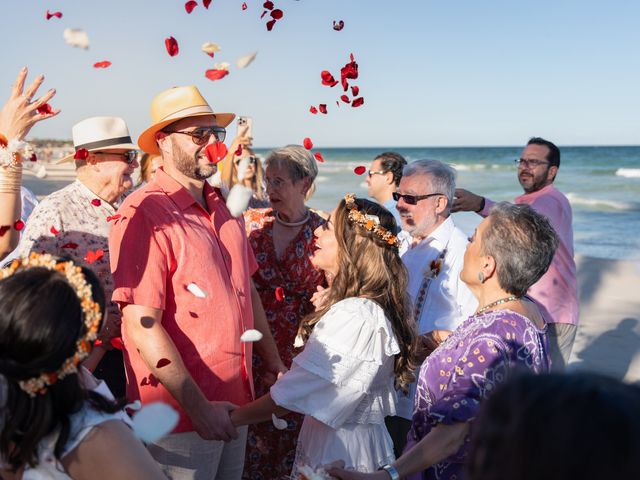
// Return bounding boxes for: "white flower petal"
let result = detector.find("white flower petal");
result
[187,282,207,298]
[63,28,90,49]
[132,402,179,443]
[213,62,230,71]
[201,42,221,55]
[271,413,288,430]
[240,329,263,342]
[226,184,253,217]
[236,52,257,69]
[235,157,250,181]
[125,400,142,411]
[35,165,47,179]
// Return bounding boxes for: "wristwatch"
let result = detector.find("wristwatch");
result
[379,464,400,480]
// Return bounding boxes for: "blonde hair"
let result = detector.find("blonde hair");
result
[221,147,267,201]
[298,198,418,392]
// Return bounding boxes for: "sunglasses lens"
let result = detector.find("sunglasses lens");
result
[126,151,137,163]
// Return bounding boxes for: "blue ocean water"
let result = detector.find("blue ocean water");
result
[256,146,640,260]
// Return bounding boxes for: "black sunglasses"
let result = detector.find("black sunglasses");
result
[93,150,138,165]
[234,155,257,166]
[392,191,444,205]
[164,126,226,146]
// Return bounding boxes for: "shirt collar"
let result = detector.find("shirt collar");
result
[415,216,455,249]
[74,180,117,213]
[153,167,199,211]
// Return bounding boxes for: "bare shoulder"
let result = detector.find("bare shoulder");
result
[62,419,166,480]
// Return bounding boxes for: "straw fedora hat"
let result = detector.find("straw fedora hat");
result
[137,86,235,155]
[58,116,137,164]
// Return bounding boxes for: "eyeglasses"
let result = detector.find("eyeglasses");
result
[234,156,257,166]
[392,191,444,205]
[94,150,138,165]
[368,170,387,177]
[165,126,226,146]
[515,158,549,168]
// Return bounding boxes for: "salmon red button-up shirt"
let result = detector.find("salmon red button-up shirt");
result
[109,167,257,432]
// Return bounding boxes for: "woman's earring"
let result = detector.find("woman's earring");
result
[478,272,485,284]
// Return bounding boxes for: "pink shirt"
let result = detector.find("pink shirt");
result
[109,168,258,432]
[481,184,578,325]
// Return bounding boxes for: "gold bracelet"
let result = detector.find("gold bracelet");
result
[0,163,23,193]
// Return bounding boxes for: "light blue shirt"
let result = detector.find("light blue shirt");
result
[383,198,402,233]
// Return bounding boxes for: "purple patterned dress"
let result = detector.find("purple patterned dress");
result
[406,309,550,480]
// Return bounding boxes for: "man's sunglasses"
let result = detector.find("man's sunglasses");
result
[392,192,444,205]
[93,150,138,165]
[164,126,226,146]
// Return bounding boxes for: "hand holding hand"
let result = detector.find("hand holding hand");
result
[452,188,484,213]
[262,357,288,387]
[191,400,239,442]
[0,67,59,141]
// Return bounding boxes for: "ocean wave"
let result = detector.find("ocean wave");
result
[616,168,640,178]
[566,193,640,212]
[315,176,329,183]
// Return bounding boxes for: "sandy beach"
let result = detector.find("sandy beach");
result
[21,162,640,384]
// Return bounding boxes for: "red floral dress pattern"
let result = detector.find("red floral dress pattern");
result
[243,208,325,480]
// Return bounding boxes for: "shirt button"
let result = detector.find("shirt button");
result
[236,288,244,297]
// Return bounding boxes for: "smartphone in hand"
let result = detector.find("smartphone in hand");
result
[237,116,253,139]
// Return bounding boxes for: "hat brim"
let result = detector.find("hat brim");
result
[57,142,139,164]
[138,112,235,155]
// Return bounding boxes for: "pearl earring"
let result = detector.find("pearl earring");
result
[478,272,485,283]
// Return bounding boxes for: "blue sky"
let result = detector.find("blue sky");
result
[3,0,639,147]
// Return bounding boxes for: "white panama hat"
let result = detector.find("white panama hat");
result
[58,116,138,164]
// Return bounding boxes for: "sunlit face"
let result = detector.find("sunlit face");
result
[235,149,257,183]
[396,174,441,238]
[265,163,307,211]
[165,115,219,180]
[90,149,139,202]
[311,208,339,276]
[460,217,489,286]
[517,144,556,194]
[366,159,391,199]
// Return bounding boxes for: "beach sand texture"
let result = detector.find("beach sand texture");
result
[22,163,640,384]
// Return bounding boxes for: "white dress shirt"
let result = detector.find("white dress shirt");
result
[396,215,478,419]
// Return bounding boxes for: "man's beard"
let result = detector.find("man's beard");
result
[173,142,216,180]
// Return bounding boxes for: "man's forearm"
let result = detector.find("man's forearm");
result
[124,308,208,415]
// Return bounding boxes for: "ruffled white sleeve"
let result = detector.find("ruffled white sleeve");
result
[271,298,400,429]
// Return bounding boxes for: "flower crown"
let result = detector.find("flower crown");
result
[344,193,400,249]
[0,253,102,397]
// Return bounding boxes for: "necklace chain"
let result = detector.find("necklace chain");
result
[275,210,310,227]
[477,295,519,315]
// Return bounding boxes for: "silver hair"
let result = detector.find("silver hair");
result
[402,159,456,210]
[265,145,318,183]
[482,202,559,297]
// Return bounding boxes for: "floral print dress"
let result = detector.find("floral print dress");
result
[243,208,325,480]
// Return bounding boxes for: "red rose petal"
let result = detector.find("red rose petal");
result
[319,104,327,114]
[50,226,60,236]
[205,142,228,164]
[242,2,247,10]
[352,97,365,108]
[351,86,359,97]
[110,337,124,350]
[309,106,318,114]
[260,10,268,19]
[266,19,276,31]
[234,144,243,156]
[74,148,89,160]
[205,69,229,81]
[0,225,10,237]
[303,138,313,150]
[61,242,79,249]
[13,220,25,231]
[45,10,63,20]
[340,53,359,91]
[156,358,172,368]
[333,20,344,31]
[185,0,198,13]
[340,95,350,103]
[165,36,179,57]
[91,198,102,207]
[354,166,366,175]
[93,61,112,69]
[263,1,274,10]
[270,9,283,19]
[313,152,325,163]
[203,0,212,8]
[30,153,37,162]
[36,103,53,115]
[275,287,285,302]
[321,70,338,88]
[84,249,104,264]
